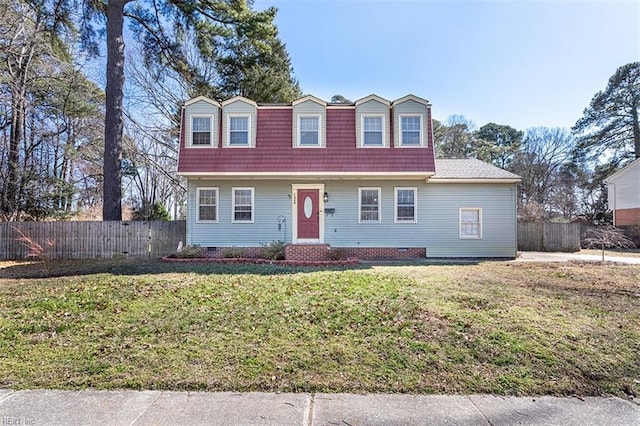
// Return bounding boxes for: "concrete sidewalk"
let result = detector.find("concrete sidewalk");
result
[1,390,638,425]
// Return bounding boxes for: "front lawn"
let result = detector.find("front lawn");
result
[0,259,638,397]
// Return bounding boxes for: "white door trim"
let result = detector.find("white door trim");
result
[291,183,325,243]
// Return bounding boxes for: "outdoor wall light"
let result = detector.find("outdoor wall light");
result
[323,192,329,202]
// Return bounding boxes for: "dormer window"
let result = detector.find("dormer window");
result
[191,116,213,146]
[400,115,422,146]
[298,115,321,146]
[221,96,257,148]
[362,115,384,146]
[292,96,326,148]
[228,115,250,146]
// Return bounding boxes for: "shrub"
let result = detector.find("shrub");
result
[260,241,285,260]
[13,227,55,275]
[327,247,347,261]
[222,246,247,258]
[174,245,205,259]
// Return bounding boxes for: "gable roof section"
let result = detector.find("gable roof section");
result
[604,157,640,183]
[184,95,220,107]
[221,96,258,108]
[292,95,326,106]
[432,159,521,182]
[392,94,430,107]
[356,94,391,106]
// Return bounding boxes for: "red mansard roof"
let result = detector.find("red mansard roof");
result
[177,107,435,176]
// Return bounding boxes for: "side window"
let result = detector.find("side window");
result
[191,116,213,146]
[232,187,255,223]
[400,115,422,146]
[395,187,417,223]
[298,115,320,146]
[197,188,218,222]
[359,187,381,223]
[228,115,250,146]
[362,115,384,146]
[460,208,482,239]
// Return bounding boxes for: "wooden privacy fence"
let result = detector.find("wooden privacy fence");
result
[518,222,581,252]
[0,221,186,260]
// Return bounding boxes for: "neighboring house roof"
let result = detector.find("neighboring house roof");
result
[604,157,640,183]
[432,158,521,182]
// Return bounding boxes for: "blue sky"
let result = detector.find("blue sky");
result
[253,0,639,131]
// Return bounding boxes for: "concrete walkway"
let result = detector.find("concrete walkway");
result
[516,251,640,264]
[1,389,638,425]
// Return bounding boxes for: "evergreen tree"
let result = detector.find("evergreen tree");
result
[79,0,298,220]
[573,62,640,167]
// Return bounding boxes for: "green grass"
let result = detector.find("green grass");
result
[1,259,639,397]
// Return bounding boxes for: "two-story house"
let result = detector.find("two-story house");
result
[177,94,520,260]
[605,157,640,226]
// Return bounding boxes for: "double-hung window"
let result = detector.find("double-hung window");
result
[232,187,254,223]
[362,115,383,146]
[191,116,212,146]
[400,115,422,146]
[395,187,417,223]
[197,188,218,222]
[298,116,320,146]
[359,188,381,223]
[460,208,482,239]
[228,115,249,146]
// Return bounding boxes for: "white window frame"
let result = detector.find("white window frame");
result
[226,114,251,147]
[297,114,322,147]
[361,114,385,147]
[358,187,381,223]
[399,114,423,147]
[394,187,417,223]
[459,208,482,239]
[190,115,215,147]
[196,187,218,223]
[232,187,255,223]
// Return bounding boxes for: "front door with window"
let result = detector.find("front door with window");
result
[296,189,320,240]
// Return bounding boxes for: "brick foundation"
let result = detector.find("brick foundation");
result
[340,247,426,260]
[285,244,330,261]
[615,208,640,226]
[196,245,425,262]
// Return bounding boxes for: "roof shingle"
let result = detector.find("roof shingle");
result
[433,158,521,180]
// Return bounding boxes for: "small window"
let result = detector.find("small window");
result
[232,187,254,223]
[298,116,320,146]
[395,187,416,223]
[192,116,212,146]
[359,188,381,223]
[362,116,383,146]
[228,115,249,146]
[197,188,218,222]
[460,208,482,239]
[400,115,422,146]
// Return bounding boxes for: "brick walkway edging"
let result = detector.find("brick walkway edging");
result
[161,256,359,267]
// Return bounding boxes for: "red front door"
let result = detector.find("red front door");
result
[297,189,320,239]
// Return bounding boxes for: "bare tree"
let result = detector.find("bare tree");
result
[511,127,576,218]
[583,226,636,261]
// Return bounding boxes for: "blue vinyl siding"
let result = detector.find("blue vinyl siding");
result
[187,180,292,247]
[187,179,518,257]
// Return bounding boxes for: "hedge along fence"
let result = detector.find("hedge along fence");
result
[517,222,581,252]
[0,221,186,260]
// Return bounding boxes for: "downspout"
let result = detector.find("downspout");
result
[607,182,616,226]
[513,183,519,258]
